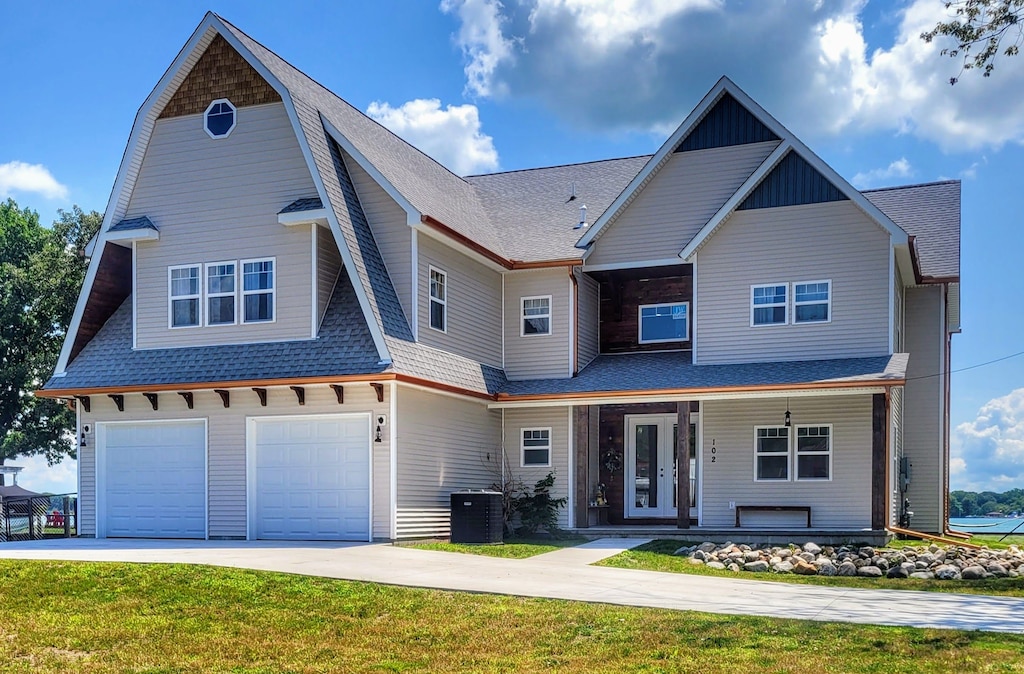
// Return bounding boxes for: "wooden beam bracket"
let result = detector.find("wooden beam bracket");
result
[75,395,91,413]
[177,392,194,409]
[253,388,268,407]
[215,389,230,408]
[108,394,124,412]
[143,393,158,411]
[371,383,384,403]
[290,386,305,406]
[330,384,344,404]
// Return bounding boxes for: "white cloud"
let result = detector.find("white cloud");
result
[441,0,1024,151]
[852,157,913,188]
[0,161,68,200]
[367,98,500,175]
[959,156,987,179]
[951,388,1024,492]
[6,453,77,495]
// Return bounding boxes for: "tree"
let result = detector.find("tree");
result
[922,0,1024,84]
[0,200,101,483]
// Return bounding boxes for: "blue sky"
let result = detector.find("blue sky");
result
[2,0,1022,494]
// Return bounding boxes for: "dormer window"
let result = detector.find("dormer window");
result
[204,99,236,138]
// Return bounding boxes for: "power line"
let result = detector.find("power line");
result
[905,349,1024,382]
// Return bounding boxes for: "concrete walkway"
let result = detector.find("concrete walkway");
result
[2,537,1023,633]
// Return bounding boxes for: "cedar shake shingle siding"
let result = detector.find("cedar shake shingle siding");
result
[159,34,281,118]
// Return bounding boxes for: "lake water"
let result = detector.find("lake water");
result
[949,517,1024,534]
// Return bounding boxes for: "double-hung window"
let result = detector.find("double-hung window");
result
[169,265,200,328]
[796,425,832,480]
[521,296,551,336]
[242,258,275,323]
[751,284,787,326]
[205,262,236,325]
[522,428,551,467]
[794,280,831,323]
[638,302,689,343]
[429,267,447,332]
[754,426,789,481]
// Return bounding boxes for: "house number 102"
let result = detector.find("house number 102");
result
[710,440,716,463]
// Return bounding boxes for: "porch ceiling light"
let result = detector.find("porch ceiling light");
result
[784,399,791,427]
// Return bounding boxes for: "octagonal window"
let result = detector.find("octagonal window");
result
[204,99,236,138]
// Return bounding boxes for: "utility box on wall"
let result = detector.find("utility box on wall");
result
[450,490,503,544]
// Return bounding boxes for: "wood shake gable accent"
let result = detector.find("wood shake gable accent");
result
[158,34,281,118]
[70,244,131,363]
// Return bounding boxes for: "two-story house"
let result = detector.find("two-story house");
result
[40,13,960,543]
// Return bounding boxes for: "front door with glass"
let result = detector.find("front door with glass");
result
[625,413,699,520]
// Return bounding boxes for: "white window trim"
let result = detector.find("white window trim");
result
[520,295,552,337]
[428,265,447,334]
[204,260,238,327]
[168,264,201,329]
[795,423,833,482]
[521,427,552,468]
[637,301,690,344]
[241,257,277,325]
[204,98,236,139]
[753,425,790,482]
[750,283,788,327]
[793,279,832,325]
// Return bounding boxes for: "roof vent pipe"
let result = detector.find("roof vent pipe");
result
[574,204,588,230]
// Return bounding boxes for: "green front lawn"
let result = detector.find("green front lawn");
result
[598,540,1024,597]
[408,535,587,558]
[1,560,1023,673]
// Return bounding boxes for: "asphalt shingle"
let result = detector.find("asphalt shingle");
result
[278,197,323,214]
[108,216,157,232]
[864,181,961,280]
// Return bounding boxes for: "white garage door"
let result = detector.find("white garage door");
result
[252,415,370,540]
[100,421,206,538]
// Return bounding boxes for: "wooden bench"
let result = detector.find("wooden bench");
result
[735,505,811,528]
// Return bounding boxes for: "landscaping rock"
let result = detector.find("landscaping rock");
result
[689,558,705,566]
[857,565,883,578]
[728,563,741,573]
[793,559,818,575]
[706,561,727,570]
[743,550,761,563]
[961,565,987,580]
[803,542,822,555]
[886,565,910,579]
[837,561,859,577]
[987,564,1009,578]
[772,561,794,574]
[910,571,935,580]
[744,560,770,573]
[692,550,707,561]
[698,542,718,553]
[934,565,961,580]
[817,562,837,577]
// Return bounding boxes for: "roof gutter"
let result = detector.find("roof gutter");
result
[419,215,581,270]
[906,235,959,285]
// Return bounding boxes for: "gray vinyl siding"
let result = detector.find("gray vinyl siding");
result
[345,154,413,325]
[699,395,874,529]
[131,103,318,349]
[576,269,600,369]
[891,385,905,525]
[504,268,571,380]
[316,225,343,324]
[587,141,778,268]
[77,383,392,540]
[695,200,891,364]
[417,234,502,367]
[394,386,501,538]
[903,285,944,532]
[503,406,573,530]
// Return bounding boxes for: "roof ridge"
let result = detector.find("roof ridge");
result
[214,14,471,187]
[465,154,654,178]
[862,179,961,194]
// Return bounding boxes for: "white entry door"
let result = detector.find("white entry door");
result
[625,414,699,520]
[250,415,370,541]
[99,420,207,538]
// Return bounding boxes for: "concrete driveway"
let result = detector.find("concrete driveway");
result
[2,537,1022,633]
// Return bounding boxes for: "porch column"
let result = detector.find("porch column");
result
[871,392,887,530]
[676,401,690,529]
[574,406,590,528]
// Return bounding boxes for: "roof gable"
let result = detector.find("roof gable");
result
[158,33,280,118]
[676,92,779,152]
[738,151,848,210]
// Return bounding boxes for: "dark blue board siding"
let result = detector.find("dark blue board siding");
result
[676,93,779,152]
[738,151,848,210]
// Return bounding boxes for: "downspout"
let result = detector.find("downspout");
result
[944,288,953,534]
[884,385,892,528]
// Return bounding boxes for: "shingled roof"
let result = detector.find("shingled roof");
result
[864,180,961,281]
